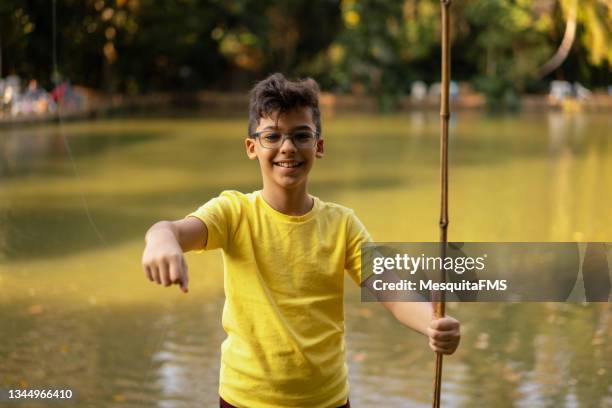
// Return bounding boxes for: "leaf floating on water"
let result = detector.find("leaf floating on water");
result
[27,304,44,315]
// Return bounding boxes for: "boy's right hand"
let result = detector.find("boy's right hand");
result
[142,226,190,293]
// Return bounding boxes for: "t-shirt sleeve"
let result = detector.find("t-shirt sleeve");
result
[345,211,372,286]
[186,191,241,251]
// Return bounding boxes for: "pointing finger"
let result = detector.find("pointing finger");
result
[180,257,189,293]
[169,257,180,285]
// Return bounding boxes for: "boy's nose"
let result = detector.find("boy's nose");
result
[279,137,298,152]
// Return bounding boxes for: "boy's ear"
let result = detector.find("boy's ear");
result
[245,138,258,160]
[315,138,325,158]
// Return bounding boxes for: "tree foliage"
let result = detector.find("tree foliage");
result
[1,0,610,102]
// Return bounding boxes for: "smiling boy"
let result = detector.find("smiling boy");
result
[142,73,460,408]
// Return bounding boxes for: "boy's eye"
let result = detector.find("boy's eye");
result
[292,131,314,142]
[263,133,281,142]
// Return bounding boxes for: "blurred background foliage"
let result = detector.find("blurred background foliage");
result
[1,0,610,101]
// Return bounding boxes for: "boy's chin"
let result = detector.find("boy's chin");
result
[271,174,307,190]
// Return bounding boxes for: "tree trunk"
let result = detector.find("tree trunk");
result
[537,0,578,78]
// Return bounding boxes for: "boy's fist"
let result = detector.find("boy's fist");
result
[427,316,460,355]
[142,236,189,293]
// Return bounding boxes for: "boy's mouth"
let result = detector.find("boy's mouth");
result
[273,160,304,168]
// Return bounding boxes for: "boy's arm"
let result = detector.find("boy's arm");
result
[141,217,208,293]
[145,217,208,252]
[380,300,432,336]
[363,274,461,355]
[380,300,460,355]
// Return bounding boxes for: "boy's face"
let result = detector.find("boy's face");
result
[245,107,324,192]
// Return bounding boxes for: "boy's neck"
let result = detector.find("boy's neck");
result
[261,184,313,216]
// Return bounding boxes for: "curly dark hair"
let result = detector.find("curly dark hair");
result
[248,73,321,137]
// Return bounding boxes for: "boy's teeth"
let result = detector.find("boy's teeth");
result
[276,162,299,168]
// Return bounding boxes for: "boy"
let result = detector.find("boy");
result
[142,73,460,408]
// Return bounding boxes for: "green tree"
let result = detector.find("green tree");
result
[463,0,553,108]
[463,0,611,107]
[1,0,610,101]
[311,0,443,109]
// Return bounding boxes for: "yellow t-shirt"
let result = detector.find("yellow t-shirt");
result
[188,190,371,408]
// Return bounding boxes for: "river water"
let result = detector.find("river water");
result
[0,112,611,407]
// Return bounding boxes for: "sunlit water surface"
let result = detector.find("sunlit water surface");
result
[1,112,611,407]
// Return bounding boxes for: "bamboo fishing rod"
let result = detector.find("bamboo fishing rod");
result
[432,0,451,407]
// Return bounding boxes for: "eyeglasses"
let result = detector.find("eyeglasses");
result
[251,129,320,149]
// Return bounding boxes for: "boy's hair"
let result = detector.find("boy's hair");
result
[248,73,321,136]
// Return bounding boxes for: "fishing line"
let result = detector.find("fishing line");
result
[52,0,107,246]
[55,122,108,245]
[51,2,182,398]
[53,1,174,393]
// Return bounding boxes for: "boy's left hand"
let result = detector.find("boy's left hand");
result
[427,316,460,355]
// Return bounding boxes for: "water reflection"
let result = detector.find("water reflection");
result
[0,125,162,178]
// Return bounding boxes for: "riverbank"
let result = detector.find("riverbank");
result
[2,90,612,127]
